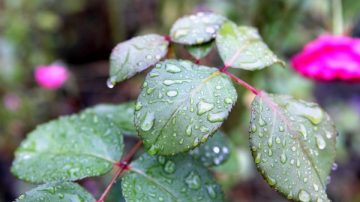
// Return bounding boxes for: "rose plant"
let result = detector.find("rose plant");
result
[11,12,337,202]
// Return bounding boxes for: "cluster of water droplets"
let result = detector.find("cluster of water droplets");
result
[134,60,237,155]
[249,94,336,202]
[108,34,169,85]
[170,12,226,45]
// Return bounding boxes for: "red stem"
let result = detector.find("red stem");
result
[222,71,259,95]
[97,141,143,202]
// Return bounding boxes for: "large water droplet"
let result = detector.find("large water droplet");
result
[197,100,214,115]
[163,160,176,174]
[315,135,326,150]
[207,111,227,122]
[166,64,182,73]
[140,112,155,131]
[185,171,201,190]
[298,190,311,202]
[166,90,178,97]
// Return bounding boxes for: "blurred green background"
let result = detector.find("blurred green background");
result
[1,0,360,201]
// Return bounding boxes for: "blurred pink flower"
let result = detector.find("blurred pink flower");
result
[34,64,69,89]
[291,34,360,81]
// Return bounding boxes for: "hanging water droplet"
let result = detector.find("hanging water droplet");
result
[259,117,266,126]
[266,176,276,186]
[185,171,201,190]
[275,137,281,144]
[106,78,115,88]
[140,112,155,131]
[166,90,178,97]
[193,138,200,147]
[163,160,176,174]
[197,100,214,115]
[250,124,257,133]
[299,124,307,140]
[298,190,311,202]
[315,135,326,150]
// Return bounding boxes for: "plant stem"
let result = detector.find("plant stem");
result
[332,0,343,35]
[222,71,260,95]
[97,141,143,202]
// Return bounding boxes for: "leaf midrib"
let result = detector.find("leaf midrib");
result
[130,167,180,202]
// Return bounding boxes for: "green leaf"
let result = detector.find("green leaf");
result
[185,41,214,60]
[249,92,337,201]
[15,182,95,202]
[109,34,169,85]
[170,12,226,45]
[134,59,237,155]
[189,130,231,167]
[11,111,124,183]
[216,21,284,70]
[122,153,224,201]
[84,102,137,135]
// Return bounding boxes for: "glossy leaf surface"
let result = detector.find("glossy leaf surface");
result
[216,21,284,70]
[84,102,136,135]
[16,182,95,202]
[11,111,124,183]
[170,12,226,45]
[190,130,231,167]
[122,153,224,201]
[109,34,169,85]
[134,59,237,155]
[249,93,336,201]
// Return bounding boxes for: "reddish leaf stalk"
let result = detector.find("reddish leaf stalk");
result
[97,141,143,202]
[222,71,259,95]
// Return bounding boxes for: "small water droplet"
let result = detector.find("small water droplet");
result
[166,90,178,97]
[147,87,156,95]
[186,125,192,136]
[140,112,155,131]
[174,29,188,39]
[224,98,233,104]
[185,171,201,190]
[268,137,273,147]
[146,55,153,60]
[259,117,266,126]
[193,138,200,147]
[148,144,160,155]
[166,64,182,73]
[279,125,285,132]
[298,190,311,202]
[163,160,176,174]
[325,131,332,139]
[280,153,287,164]
[250,124,257,133]
[255,153,261,164]
[315,135,326,150]
[197,100,214,115]
[266,176,276,186]
[206,185,217,199]
[299,124,307,140]
[135,102,143,111]
[275,137,281,144]
[313,183,319,191]
[206,27,216,34]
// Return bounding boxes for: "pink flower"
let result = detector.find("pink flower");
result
[34,64,69,89]
[291,34,360,81]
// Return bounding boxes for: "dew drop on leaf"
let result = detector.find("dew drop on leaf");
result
[185,171,201,190]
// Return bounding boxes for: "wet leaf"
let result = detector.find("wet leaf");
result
[122,153,224,202]
[84,102,137,135]
[216,21,284,70]
[249,92,337,201]
[185,41,214,60]
[108,34,169,85]
[134,59,237,155]
[190,130,231,167]
[11,111,124,183]
[15,182,95,202]
[170,12,226,45]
